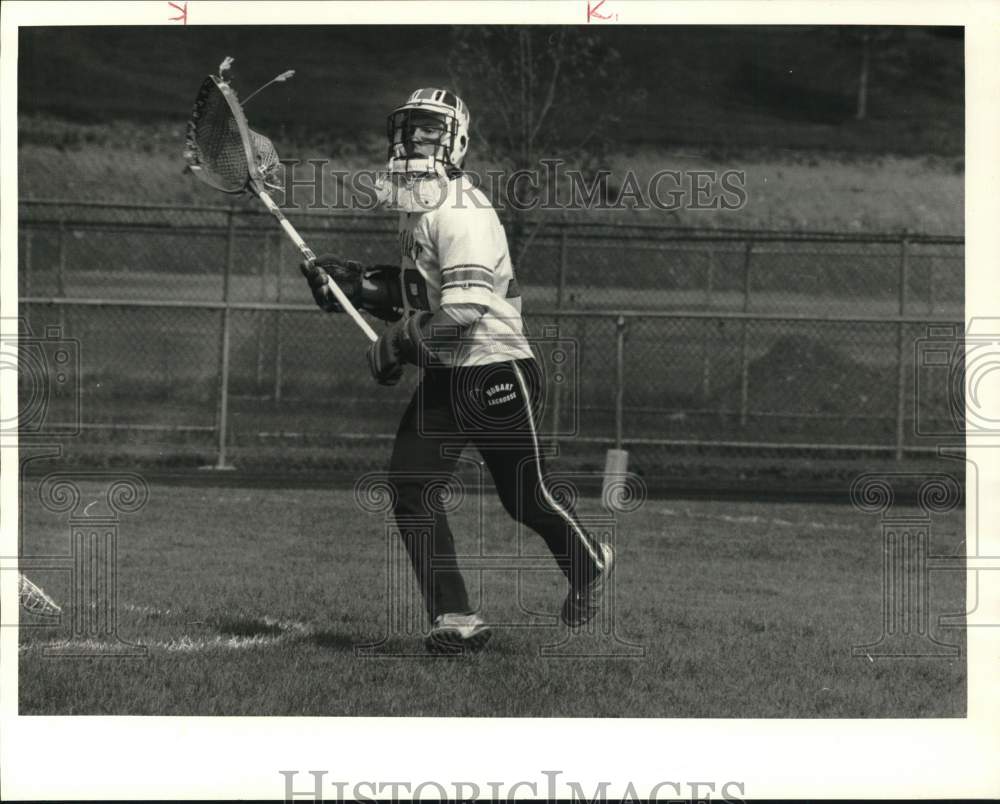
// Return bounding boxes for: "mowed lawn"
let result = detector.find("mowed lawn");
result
[18,479,966,717]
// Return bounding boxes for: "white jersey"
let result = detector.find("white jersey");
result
[396,175,534,368]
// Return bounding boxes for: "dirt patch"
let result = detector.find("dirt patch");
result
[714,335,894,417]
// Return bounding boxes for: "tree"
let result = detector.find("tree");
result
[832,28,910,121]
[447,27,640,260]
[855,30,871,120]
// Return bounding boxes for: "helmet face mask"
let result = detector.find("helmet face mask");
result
[388,109,452,171]
[386,88,470,178]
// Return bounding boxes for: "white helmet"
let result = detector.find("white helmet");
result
[386,88,470,177]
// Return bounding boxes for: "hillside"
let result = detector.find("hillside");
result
[17,25,963,235]
[17,115,964,234]
[18,25,963,156]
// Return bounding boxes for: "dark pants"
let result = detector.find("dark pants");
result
[389,357,601,620]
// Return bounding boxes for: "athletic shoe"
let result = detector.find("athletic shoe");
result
[425,612,492,654]
[561,542,614,628]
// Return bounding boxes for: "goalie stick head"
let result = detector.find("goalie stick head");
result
[19,573,62,617]
[184,70,281,194]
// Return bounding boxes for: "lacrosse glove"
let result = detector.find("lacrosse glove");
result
[366,311,433,386]
[300,254,402,321]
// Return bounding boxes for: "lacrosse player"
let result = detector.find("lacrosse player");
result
[301,89,612,653]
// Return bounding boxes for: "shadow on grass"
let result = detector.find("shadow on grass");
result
[307,631,358,651]
[214,617,283,638]
[212,616,357,651]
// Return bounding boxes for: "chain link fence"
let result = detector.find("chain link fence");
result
[17,199,964,476]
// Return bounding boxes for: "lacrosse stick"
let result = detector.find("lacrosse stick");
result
[19,573,62,617]
[184,59,377,342]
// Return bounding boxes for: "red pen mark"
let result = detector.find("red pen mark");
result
[587,0,617,22]
[168,1,188,24]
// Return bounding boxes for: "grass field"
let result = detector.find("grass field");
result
[19,478,966,717]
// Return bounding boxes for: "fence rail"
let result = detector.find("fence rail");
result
[17,200,965,473]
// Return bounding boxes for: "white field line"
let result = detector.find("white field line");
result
[19,635,285,653]
[651,506,863,533]
[123,602,174,616]
[19,610,317,654]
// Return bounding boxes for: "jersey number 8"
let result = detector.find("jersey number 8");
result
[403,268,431,311]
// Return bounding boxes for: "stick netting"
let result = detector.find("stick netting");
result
[19,573,62,616]
[185,76,281,193]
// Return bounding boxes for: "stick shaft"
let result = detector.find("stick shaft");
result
[254,189,378,342]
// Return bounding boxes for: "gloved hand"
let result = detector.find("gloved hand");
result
[366,312,432,386]
[300,254,404,321]
[299,254,364,313]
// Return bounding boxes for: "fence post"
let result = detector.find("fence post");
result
[603,314,630,509]
[704,247,715,307]
[255,231,271,393]
[56,219,67,334]
[213,208,236,470]
[739,241,753,427]
[614,314,626,450]
[550,228,569,449]
[702,248,715,400]
[894,236,910,460]
[23,228,33,297]
[273,234,284,403]
[927,253,936,315]
[556,227,568,309]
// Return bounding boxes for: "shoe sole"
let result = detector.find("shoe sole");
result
[562,609,597,629]
[562,604,603,628]
[561,546,615,628]
[424,627,492,655]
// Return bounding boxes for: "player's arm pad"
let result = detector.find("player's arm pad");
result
[396,303,487,367]
[441,302,488,328]
[302,254,403,321]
